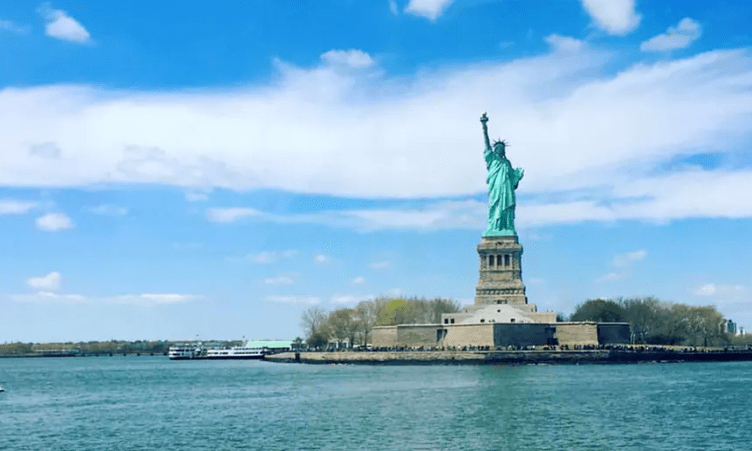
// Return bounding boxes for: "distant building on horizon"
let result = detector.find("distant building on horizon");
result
[724,319,738,335]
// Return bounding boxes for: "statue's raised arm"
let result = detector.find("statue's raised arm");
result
[480,112,491,152]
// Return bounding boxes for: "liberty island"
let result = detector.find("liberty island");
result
[279,114,751,362]
[349,113,629,351]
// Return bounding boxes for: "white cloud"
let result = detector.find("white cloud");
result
[597,272,623,282]
[29,142,61,158]
[37,3,91,43]
[597,249,647,282]
[694,283,747,298]
[36,213,74,231]
[695,283,716,296]
[9,291,197,305]
[204,200,485,231]
[331,294,376,305]
[251,251,276,264]
[111,293,198,305]
[641,18,702,52]
[204,165,752,232]
[581,0,640,35]
[526,277,546,286]
[88,204,128,216]
[233,249,298,264]
[545,34,585,52]
[405,0,452,21]
[0,199,36,215]
[385,287,404,297]
[342,201,483,231]
[613,250,647,267]
[207,207,260,223]
[26,271,62,291]
[320,49,374,69]
[185,190,210,202]
[389,0,399,16]
[331,295,358,305]
[352,276,365,284]
[0,19,29,34]
[264,275,294,285]
[267,295,320,305]
[370,261,390,269]
[11,291,86,304]
[2,47,752,230]
[314,254,330,264]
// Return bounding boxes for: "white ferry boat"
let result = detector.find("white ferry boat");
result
[168,340,294,360]
[167,344,204,360]
[204,340,294,359]
[204,346,265,359]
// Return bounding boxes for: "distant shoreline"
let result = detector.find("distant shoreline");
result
[265,349,752,365]
[4,348,752,365]
[0,352,166,359]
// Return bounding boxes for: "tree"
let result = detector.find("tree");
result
[354,299,380,346]
[327,308,359,348]
[570,299,626,323]
[425,298,461,324]
[300,306,329,339]
[373,296,461,326]
[306,328,330,350]
[621,297,662,343]
[292,337,304,352]
[658,303,693,345]
[569,296,733,346]
[684,305,727,347]
[376,299,411,326]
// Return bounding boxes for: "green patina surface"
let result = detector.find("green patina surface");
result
[480,113,524,236]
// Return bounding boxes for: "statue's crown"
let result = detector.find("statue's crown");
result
[493,139,508,147]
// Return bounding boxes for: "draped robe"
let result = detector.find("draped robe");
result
[484,146,524,236]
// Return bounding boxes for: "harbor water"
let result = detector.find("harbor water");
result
[1,357,750,450]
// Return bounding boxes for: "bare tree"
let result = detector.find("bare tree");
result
[354,299,380,346]
[571,296,732,346]
[427,297,461,323]
[621,297,661,343]
[300,306,329,339]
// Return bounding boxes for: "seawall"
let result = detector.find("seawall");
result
[265,349,752,365]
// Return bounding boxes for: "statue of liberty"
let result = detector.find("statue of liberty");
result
[480,113,524,236]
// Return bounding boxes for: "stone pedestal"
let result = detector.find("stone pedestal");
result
[474,235,528,306]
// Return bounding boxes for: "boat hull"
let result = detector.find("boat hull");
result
[201,355,265,360]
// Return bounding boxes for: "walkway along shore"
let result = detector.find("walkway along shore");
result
[265,348,752,365]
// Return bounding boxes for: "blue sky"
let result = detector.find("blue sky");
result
[2,0,751,342]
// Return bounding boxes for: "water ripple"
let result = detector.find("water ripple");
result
[1,358,751,450]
